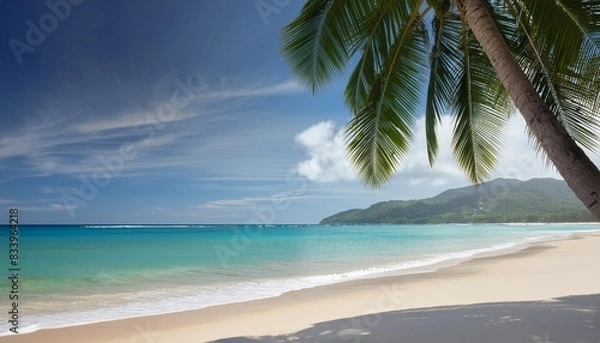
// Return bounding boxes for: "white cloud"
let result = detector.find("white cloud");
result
[0,78,303,180]
[294,115,571,186]
[73,110,198,133]
[197,79,302,101]
[200,197,260,209]
[199,193,309,210]
[18,204,77,212]
[41,186,80,195]
[71,80,283,134]
[49,203,78,211]
[294,121,355,183]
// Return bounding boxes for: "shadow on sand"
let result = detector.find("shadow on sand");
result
[211,293,599,343]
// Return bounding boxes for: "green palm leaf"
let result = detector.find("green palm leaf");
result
[281,0,371,93]
[346,18,429,187]
[451,10,510,183]
[425,10,462,165]
[505,0,600,152]
[344,0,419,113]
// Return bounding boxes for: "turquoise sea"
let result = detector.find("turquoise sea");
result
[0,223,598,335]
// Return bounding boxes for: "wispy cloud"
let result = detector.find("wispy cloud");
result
[72,110,198,134]
[18,204,78,212]
[41,186,81,195]
[193,79,302,101]
[73,79,301,134]
[199,193,309,210]
[0,78,301,180]
[3,195,79,212]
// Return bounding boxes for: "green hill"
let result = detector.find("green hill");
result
[320,178,596,224]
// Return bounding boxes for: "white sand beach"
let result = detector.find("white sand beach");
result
[2,234,599,343]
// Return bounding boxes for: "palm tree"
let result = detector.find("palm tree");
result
[281,0,600,220]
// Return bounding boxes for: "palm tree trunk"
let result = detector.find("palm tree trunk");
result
[457,0,600,221]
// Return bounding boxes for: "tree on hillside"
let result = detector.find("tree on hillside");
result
[281,0,600,220]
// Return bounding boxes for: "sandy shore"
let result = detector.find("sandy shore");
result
[2,234,599,343]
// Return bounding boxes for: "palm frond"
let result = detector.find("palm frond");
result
[514,0,599,71]
[507,0,600,152]
[281,0,371,93]
[425,10,462,166]
[346,13,429,187]
[344,0,419,112]
[451,9,510,183]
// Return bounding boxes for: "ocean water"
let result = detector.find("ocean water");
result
[0,223,598,335]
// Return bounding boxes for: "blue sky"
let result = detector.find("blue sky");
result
[0,0,587,224]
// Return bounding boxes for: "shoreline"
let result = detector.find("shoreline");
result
[1,232,599,342]
[2,229,591,336]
